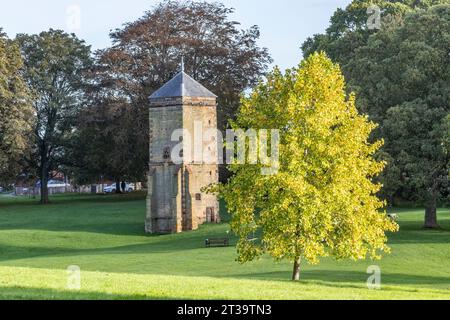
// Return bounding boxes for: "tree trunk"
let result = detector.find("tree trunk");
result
[39,140,50,204]
[292,256,301,281]
[424,205,439,229]
[115,180,121,194]
[424,189,439,229]
[40,166,49,204]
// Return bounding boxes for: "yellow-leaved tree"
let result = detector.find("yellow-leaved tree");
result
[213,52,399,281]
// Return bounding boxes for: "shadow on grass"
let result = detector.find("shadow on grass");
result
[0,194,148,237]
[387,219,450,245]
[227,269,450,289]
[1,235,449,290]
[0,194,232,237]
[0,286,187,300]
[1,272,447,300]
[0,220,148,237]
[0,225,237,262]
[0,192,148,208]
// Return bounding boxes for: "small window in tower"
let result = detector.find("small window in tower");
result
[195,193,202,201]
[163,147,171,160]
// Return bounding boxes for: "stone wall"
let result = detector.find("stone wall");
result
[146,96,220,234]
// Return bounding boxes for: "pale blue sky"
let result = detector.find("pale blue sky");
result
[0,0,351,70]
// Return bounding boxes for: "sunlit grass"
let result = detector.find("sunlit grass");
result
[0,193,448,300]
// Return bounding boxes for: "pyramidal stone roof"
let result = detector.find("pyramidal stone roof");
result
[150,71,217,99]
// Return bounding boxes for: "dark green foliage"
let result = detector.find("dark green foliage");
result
[347,5,449,222]
[16,29,93,203]
[302,1,449,227]
[0,32,33,184]
[74,0,272,185]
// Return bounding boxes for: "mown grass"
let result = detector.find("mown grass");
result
[0,193,448,300]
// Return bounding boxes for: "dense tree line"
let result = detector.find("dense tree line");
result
[0,1,271,200]
[302,0,449,227]
[0,31,33,185]
[16,30,93,204]
[72,0,272,188]
[0,0,448,227]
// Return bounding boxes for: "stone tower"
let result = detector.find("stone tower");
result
[145,66,220,234]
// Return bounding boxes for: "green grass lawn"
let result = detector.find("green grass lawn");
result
[0,192,448,300]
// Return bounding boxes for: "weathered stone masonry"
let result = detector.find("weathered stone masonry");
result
[145,70,220,234]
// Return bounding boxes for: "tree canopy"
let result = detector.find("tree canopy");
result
[302,0,448,74]
[346,4,450,227]
[302,1,450,227]
[75,0,272,183]
[0,32,33,185]
[103,0,272,129]
[16,29,92,203]
[212,53,398,280]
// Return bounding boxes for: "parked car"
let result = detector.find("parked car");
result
[33,180,71,195]
[104,183,135,193]
[35,180,70,188]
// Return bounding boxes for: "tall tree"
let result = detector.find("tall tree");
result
[211,53,398,281]
[0,31,33,185]
[301,0,447,75]
[81,0,272,182]
[302,1,450,227]
[16,29,92,204]
[69,97,146,190]
[345,5,450,228]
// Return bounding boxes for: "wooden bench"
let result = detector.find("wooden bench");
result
[388,214,399,221]
[205,238,230,248]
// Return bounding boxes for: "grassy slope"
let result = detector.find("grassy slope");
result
[0,193,448,300]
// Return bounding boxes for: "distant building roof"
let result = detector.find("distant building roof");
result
[150,71,217,99]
